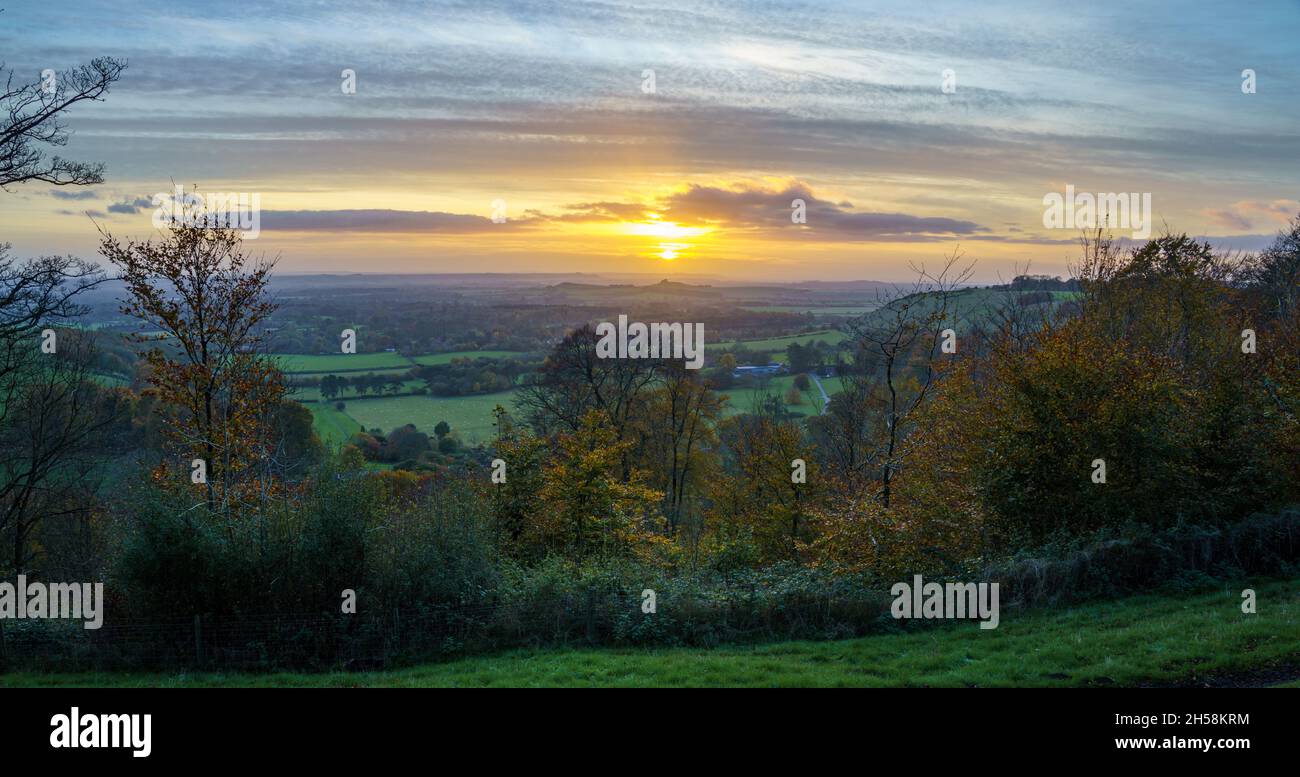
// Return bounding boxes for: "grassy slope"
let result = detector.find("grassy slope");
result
[8,578,1297,688]
[310,402,363,446]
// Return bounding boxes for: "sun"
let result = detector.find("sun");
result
[623,220,710,239]
[621,219,710,261]
[657,242,689,260]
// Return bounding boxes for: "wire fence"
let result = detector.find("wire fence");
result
[0,591,894,672]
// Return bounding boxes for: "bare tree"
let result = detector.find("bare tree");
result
[0,330,115,574]
[1243,212,1300,320]
[0,42,125,189]
[840,251,974,507]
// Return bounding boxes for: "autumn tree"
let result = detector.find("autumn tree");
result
[878,230,1296,565]
[708,410,815,563]
[532,410,662,560]
[1243,215,1300,494]
[98,204,290,516]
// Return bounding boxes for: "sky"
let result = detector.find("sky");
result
[1,0,1297,282]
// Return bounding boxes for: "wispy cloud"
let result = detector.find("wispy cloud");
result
[48,189,99,200]
[1201,200,1300,231]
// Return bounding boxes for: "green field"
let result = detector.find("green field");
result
[709,329,847,353]
[8,577,1296,688]
[274,352,414,373]
[288,349,530,445]
[722,374,845,415]
[310,370,847,444]
[334,391,516,442]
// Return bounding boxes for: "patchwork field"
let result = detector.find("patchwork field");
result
[289,343,854,446]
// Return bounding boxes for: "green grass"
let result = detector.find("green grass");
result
[408,350,524,366]
[7,578,1297,688]
[309,403,363,446]
[340,391,516,442]
[273,352,414,373]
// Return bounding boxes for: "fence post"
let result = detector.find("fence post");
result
[194,614,203,665]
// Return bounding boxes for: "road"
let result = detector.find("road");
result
[807,373,831,415]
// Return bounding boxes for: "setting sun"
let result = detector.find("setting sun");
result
[624,221,710,240]
[657,242,689,260]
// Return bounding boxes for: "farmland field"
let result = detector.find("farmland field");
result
[336,391,517,443]
[274,352,413,372]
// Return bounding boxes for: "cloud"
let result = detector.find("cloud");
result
[49,189,99,200]
[546,201,654,223]
[259,209,541,233]
[107,196,155,215]
[255,182,992,244]
[1200,200,1300,231]
[555,182,990,241]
